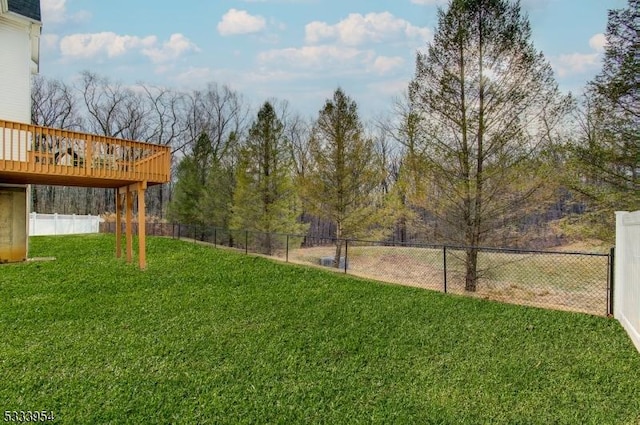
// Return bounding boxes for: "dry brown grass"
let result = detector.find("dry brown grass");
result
[284,245,609,316]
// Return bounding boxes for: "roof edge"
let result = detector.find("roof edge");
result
[6,0,41,23]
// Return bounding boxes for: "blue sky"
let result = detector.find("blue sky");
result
[39,0,624,118]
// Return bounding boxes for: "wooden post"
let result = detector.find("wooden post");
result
[86,135,93,175]
[115,189,122,258]
[137,181,147,269]
[125,187,133,263]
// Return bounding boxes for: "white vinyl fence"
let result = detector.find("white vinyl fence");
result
[615,211,640,353]
[29,213,103,236]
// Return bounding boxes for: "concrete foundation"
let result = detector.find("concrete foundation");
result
[0,185,27,263]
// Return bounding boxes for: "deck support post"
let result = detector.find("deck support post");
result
[125,187,133,263]
[115,189,122,258]
[137,181,147,269]
[117,182,147,270]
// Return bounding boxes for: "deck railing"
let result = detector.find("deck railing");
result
[0,119,171,186]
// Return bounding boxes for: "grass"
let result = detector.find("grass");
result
[1,235,639,424]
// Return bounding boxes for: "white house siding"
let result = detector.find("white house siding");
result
[0,16,31,122]
[0,12,37,262]
[0,15,31,162]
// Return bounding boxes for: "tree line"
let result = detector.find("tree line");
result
[29,0,638,291]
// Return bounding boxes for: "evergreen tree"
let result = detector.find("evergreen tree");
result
[409,0,570,291]
[303,88,390,267]
[167,133,212,225]
[593,0,639,122]
[198,159,235,229]
[567,0,639,239]
[231,102,307,254]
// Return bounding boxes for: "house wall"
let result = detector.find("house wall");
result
[0,15,31,124]
[0,13,35,262]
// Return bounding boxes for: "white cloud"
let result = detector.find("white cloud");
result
[41,0,66,23]
[589,33,607,53]
[258,45,374,69]
[142,33,200,63]
[41,34,60,51]
[41,0,90,25]
[367,79,411,97]
[552,53,600,77]
[305,21,335,44]
[59,32,199,67]
[305,12,431,46]
[410,0,448,5]
[258,45,404,77]
[256,11,425,86]
[173,67,216,86]
[243,69,306,83]
[60,32,156,59]
[551,33,607,78]
[371,56,405,75]
[217,9,266,36]
[405,25,432,42]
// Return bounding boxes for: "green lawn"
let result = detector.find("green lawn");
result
[1,235,639,424]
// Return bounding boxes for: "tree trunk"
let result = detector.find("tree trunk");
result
[46,186,55,213]
[265,232,272,256]
[398,215,407,244]
[334,224,343,268]
[84,188,92,215]
[464,7,485,294]
[158,186,164,219]
[31,185,39,213]
[465,247,478,292]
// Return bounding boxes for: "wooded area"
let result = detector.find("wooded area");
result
[28,0,638,290]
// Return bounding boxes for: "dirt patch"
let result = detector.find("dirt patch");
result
[550,239,610,254]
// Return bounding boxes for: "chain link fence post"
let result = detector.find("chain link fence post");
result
[608,246,615,316]
[344,239,348,274]
[443,245,448,293]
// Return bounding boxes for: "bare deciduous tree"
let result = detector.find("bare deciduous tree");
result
[410,0,571,291]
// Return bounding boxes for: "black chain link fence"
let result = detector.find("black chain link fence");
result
[102,222,613,317]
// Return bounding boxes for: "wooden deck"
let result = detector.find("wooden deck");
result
[0,119,170,188]
[0,119,172,269]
